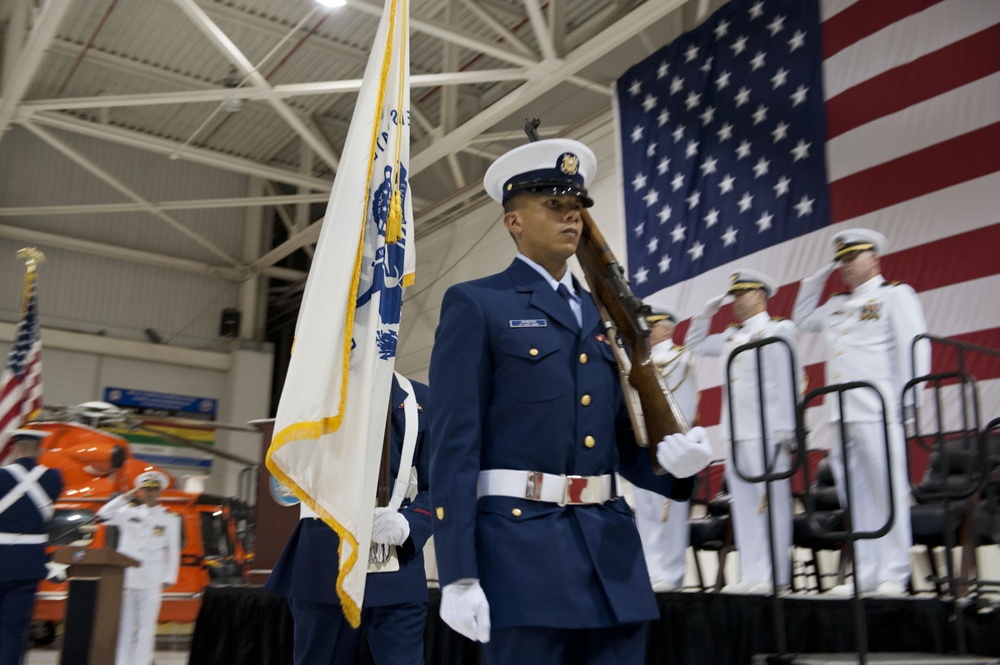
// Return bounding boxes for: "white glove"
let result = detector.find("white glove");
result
[700,294,726,318]
[371,506,410,546]
[440,578,491,643]
[657,426,713,478]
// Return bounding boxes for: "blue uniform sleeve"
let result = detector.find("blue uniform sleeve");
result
[428,285,491,585]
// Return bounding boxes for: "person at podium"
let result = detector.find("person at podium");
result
[0,429,63,665]
[97,470,180,665]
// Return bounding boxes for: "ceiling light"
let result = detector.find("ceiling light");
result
[222,97,245,113]
[316,0,347,7]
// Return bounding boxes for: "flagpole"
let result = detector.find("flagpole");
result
[16,246,46,278]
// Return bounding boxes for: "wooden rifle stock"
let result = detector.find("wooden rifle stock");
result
[575,209,688,475]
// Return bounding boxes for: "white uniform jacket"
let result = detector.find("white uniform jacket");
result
[793,273,929,423]
[650,340,697,426]
[686,311,800,442]
[98,495,181,590]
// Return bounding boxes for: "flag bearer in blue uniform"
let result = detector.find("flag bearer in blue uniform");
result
[0,429,63,665]
[266,374,433,665]
[428,138,713,665]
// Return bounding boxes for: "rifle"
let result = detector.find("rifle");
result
[523,118,688,475]
[369,399,398,571]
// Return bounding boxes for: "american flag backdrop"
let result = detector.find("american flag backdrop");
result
[616,0,1000,451]
[0,270,43,460]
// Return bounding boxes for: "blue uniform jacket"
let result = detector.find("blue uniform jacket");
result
[266,377,433,608]
[428,259,692,629]
[0,458,63,583]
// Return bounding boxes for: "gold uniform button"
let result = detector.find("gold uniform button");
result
[579,353,588,364]
[584,436,596,448]
[512,508,522,517]
[580,394,591,406]
[529,348,539,357]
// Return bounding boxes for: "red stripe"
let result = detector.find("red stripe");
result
[697,326,1000,428]
[826,24,1000,139]
[929,327,1000,383]
[821,0,944,59]
[829,122,1000,223]
[681,224,1000,335]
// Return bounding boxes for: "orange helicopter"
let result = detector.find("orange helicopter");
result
[20,402,257,644]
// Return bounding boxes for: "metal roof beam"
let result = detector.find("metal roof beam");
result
[0,0,72,142]
[410,0,684,174]
[172,0,341,170]
[28,112,332,190]
[24,122,243,267]
[0,193,330,217]
[522,0,556,60]
[17,69,529,114]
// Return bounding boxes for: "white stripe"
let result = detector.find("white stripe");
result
[646,177,1000,322]
[821,0,1000,99]
[819,0,861,22]
[825,72,1000,181]
[922,275,1000,339]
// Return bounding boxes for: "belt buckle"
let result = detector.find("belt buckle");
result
[561,475,601,506]
[525,471,544,500]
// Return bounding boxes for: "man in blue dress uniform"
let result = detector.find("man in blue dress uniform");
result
[0,429,63,665]
[428,138,713,665]
[266,374,433,665]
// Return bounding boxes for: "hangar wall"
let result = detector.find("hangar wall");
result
[0,125,272,498]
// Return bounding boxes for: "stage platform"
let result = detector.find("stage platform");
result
[188,586,1000,665]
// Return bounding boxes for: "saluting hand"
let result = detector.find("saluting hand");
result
[700,294,726,318]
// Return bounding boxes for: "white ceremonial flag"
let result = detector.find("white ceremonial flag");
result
[266,0,413,627]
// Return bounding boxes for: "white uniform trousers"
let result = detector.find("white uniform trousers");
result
[633,486,689,588]
[726,437,792,586]
[828,421,912,590]
[116,587,162,665]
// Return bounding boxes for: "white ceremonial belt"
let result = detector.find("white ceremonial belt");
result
[478,469,613,506]
[0,532,47,544]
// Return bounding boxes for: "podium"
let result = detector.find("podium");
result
[52,547,139,665]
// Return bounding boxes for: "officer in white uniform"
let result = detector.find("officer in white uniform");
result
[632,305,699,592]
[686,270,800,594]
[793,228,929,597]
[98,470,181,665]
[0,430,63,665]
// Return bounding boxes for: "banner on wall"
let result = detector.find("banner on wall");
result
[103,387,217,470]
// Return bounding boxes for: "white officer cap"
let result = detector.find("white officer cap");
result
[484,138,597,207]
[646,305,680,325]
[832,228,888,260]
[728,269,778,298]
[136,470,169,490]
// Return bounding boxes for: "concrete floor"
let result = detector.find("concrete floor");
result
[25,649,190,665]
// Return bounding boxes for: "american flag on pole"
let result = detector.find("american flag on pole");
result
[616,0,1000,445]
[0,263,44,460]
[266,0,414,626]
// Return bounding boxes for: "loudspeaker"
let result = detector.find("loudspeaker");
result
[220,308,241,338]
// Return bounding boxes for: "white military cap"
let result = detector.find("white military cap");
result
[728,269,778,298]
[646,305,680,324]
[135,470,169,490]
[8,429,50,443]
[832,228,888,260]
[484,138,597,207]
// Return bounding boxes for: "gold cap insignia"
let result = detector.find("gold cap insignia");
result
[559,153,579,176]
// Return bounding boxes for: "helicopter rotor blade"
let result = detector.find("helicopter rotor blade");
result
[134,425,259,468]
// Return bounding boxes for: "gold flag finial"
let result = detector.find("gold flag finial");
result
[16,247,46,274]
